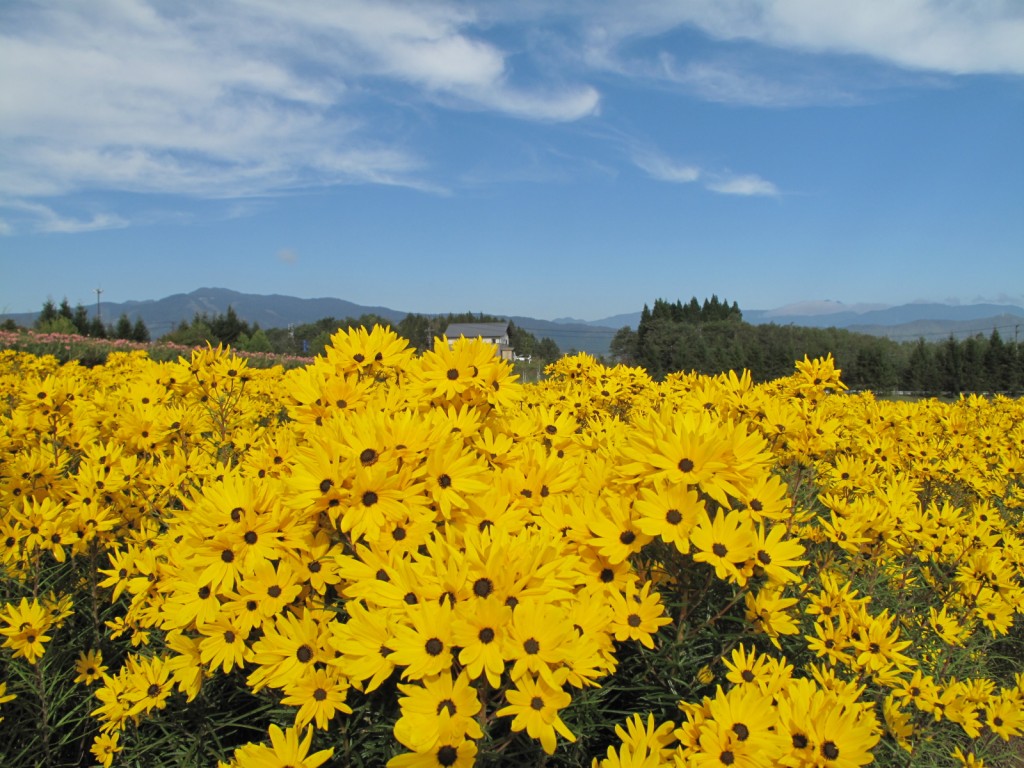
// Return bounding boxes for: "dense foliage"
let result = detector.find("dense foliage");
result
[0,329,1022,768]
[611,297,1024,394]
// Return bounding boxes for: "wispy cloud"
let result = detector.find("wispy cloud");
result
[706,174,779,197]
[0,0,599,219]
[277,249,298,265]
[0,200,129,233]
[571,1,1024,78]
[1,0,1019,232]
[633,152,701,184]
[632,151,778,197]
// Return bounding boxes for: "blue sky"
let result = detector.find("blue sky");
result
[1,0,1022,321]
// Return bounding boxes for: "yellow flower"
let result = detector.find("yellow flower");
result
[281,667,353,730]
[248,609,331,692]
[124,653,174,716]
[744,586,799,647]
[423,439,490,519]
[91,732,122,768]
[198,613,253,673]
[74,649,108,685]
[747,523,807,585]
[503,599,571,688]
[495,672,576,755]
[387,723,478,768]
[0,597,53,664]
[608,580,671,649]
[452,597,511,688]
[233,724,334,768]
[394,670,482,752]
[388,601,455,681]
[633,481,703,553]
[328,601,397,693]
[691,508,756,585]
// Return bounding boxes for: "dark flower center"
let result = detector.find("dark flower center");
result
[473,578,493,598]
[437,698,456,715]
[437,745,458,767]
[425,637,444,656]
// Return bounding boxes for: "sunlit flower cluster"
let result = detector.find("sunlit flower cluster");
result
[1,333,1022,767]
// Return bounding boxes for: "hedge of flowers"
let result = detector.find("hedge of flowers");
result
[0,327,1021,767]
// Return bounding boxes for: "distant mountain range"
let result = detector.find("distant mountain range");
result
[4,289,1022,356]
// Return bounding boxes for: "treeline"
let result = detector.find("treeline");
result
[155,308,561,362]
[26,298,151,342]
[610,296,1024,395]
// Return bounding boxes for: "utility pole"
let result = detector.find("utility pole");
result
[95,288,103,323]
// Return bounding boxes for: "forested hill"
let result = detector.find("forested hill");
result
[608,297,1024,394]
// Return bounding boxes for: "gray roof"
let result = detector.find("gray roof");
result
[444,322,509,339]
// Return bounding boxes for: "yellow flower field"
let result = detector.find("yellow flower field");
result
[0,328,1021,767]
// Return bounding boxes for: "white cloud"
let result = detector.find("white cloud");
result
[0,0,599,207]
[633,153,701,183]
[706,174,779,197]
[0,200,130,233]
[573,0,1024,76]
[0,219,11,236]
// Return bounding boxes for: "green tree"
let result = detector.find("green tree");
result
[131,317,150,343]
[162,315,215,347]
[114,313,134,340]
[245,329,273,353]
[88,316,107,338]
[209,305,250,345]
[983,329,1011,392]
[961,335,984,392]
[37,316,79,335]
[72,303,90,335]
[609,326,638,365]
[902,339,937,393]
[397,313,432,353]
[36,298,58,327]
[936,336,963,393]
[535,337,561,364]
